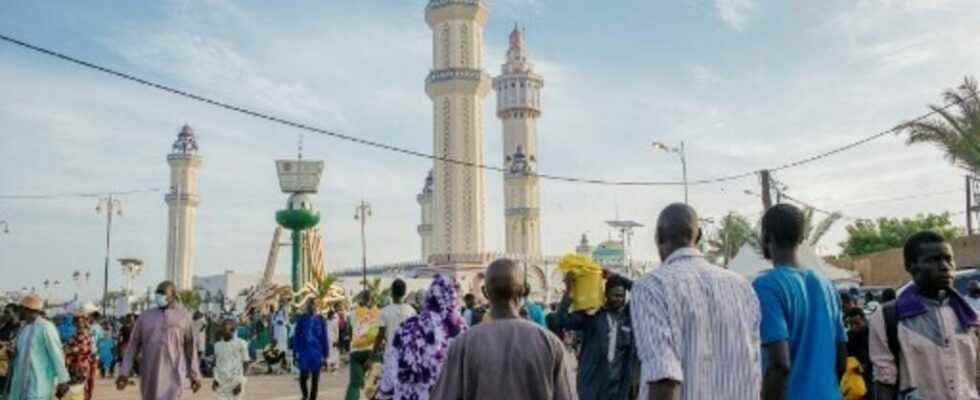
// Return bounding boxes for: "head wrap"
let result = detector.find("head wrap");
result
[375,275,466,400]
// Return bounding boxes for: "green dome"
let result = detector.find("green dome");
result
[276,209,320,231]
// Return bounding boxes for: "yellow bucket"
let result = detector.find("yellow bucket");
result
[558,254,604,312]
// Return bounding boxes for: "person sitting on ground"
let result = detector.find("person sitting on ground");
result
[262,341,286,374]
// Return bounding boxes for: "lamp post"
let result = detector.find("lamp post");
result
[354,200,372,290]
[652,140,688,204]
[96,196,123,315]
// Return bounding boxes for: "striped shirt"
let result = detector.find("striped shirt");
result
[630,247,762,400]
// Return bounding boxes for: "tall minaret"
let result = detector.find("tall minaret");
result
[425,0,491,265]
[416,170,434,261]
[493,26,543,257]
[165,124,201,290]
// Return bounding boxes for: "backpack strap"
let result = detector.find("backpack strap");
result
[882,300,901,394]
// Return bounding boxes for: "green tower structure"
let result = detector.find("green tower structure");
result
[275,158,324,292]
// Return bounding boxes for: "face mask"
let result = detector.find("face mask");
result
[154,294,170,308]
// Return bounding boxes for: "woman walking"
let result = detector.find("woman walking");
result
[374,275,466,400]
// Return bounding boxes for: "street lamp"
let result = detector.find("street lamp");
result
[354,200,372,290]
[652,140,688,204]
[96,196,123,315]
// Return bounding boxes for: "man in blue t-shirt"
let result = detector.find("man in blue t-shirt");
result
[754,204,847,400]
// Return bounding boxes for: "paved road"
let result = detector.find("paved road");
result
[94,367,351,400]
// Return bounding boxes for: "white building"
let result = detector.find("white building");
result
[494,26,543,257]
[193,271,291,312]
[166,124,202,290]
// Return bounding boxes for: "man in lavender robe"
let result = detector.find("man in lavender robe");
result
[116,281,202,399]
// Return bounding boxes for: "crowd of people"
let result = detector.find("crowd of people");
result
[2,201,979,400]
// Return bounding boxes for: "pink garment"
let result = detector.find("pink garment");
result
[121,305,201,400]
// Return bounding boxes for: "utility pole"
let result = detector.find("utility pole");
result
[96,196,123,315]
[354,200,372,290]
[760,170,773,210]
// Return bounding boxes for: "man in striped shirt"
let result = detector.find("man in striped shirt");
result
[631,203,762,400]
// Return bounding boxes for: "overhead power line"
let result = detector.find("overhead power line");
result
[0,187,161,200]
[0,33,976,187]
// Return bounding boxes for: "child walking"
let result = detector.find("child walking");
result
[212,319,250,400]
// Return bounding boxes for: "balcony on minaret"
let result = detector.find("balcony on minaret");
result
[171,124,199,155]
[505,146,535,176]
[493,26,543,118]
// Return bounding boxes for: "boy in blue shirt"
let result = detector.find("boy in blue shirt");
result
[754,204,847,400]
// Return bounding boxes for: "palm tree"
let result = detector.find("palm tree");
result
[706,213,754,266]
[802,208,842,248]
[745,206,842,252]
[898,76,980,173]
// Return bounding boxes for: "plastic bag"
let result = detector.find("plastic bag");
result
[558,254,604,312]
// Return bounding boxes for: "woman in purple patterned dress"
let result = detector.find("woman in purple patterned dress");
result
[374,275,466,400]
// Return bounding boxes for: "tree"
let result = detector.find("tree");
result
[740,206,842,254]
[176,290,201,311]
[898,76,980,173]
[801,208,843,248]
[839,213,960,257]
[706,212,754,266]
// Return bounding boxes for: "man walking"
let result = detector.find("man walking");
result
[870,231,979,399]
[7,294,70,400]
[753,204,847,400]
[374,279,415,355]
[631,203,761,400]
[431,258,576,400]
[556,273,638,400]
[117,281,202,399]
[293,299,329,400]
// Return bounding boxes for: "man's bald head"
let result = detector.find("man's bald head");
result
[656,203,701,260]
[484,258,524,303]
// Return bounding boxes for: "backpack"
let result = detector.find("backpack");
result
[881,301,902,398]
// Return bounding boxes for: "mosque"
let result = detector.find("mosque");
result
[340,0,655,302]
[166,0,654,303]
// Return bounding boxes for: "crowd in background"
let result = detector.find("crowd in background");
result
[2,202,979,400]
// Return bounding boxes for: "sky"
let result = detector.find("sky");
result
[1,0,979,300]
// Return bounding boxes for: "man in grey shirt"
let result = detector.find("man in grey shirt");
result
[431,258,577,400]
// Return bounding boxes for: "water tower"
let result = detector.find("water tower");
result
[274,152,324,292]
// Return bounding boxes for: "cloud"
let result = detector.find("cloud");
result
[689,65,726,88]
[715,0,758,31]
